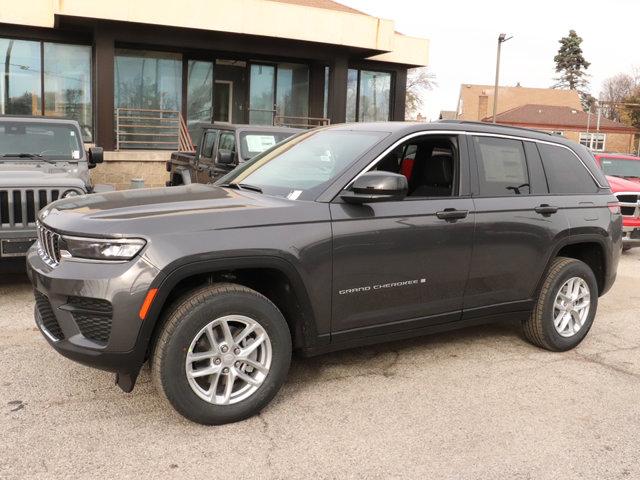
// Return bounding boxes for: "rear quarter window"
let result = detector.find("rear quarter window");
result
[538,143,599,194]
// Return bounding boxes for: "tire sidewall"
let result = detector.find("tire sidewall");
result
[160,288,292,424]
[541,260,598,350]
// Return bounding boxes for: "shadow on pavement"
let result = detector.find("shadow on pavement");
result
[0,259,30,285]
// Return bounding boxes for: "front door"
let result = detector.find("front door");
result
[196,129,218,183]
[214,81,233,122]
[330,134,475,338]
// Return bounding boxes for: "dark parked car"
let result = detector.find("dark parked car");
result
[27,121,621,425]
[0,116,106,260]
[166,123,300,185]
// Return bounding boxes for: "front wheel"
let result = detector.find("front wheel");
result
[523,257,598,351]
[151,283,292,425]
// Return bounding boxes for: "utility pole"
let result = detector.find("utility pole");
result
[492,33,512,123]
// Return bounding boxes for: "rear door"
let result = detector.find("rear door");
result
[463,135,569,317]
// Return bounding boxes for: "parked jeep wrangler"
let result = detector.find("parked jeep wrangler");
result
[166,123,300,185]
[0,116,105,259]
[27,121,621,425]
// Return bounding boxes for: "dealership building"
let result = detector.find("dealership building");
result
[0,0,429,188]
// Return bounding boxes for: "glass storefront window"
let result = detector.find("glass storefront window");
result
[345,68,392,123]
[323,66,330,119]
[346,69,358,123]
[115,49,182,111]
[186,60,213,139]
[249,64,275,125]
[276,63,309,120]
[358,70,391,122]
[44,43,92,141]
[0,38,42,116]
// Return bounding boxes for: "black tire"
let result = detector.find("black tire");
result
[523,257,598,352]
[151,283,292,425]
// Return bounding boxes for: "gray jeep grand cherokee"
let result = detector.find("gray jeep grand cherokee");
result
[0,116,104,259]
[27,121,621,425]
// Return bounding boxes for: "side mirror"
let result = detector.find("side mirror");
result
[217,149,234,165]
[341,171,408,204]
[87,147,104,169]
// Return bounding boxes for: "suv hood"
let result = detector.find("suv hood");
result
[40,184,312,236]
[605,175,640,192]
[0,163,86,188]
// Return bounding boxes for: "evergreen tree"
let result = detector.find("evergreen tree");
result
[553,30,592,109]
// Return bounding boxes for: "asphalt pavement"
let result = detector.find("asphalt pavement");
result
[1,252,639,479]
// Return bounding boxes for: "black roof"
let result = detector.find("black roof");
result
[194,122,302,133]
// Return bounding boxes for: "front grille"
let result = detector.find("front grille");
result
[34,291,64,340]
[616,193,640,219]
[36,221,62,267]
[66,296,113,344]
[0,189,60,229]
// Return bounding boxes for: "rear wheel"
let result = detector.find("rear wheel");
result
[152,283,292,425]
[523,257,597,351]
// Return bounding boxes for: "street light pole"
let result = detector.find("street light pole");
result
[492,33,512,123]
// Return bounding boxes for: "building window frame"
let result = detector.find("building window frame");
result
[0,36,93,141]
[579,132,606,152]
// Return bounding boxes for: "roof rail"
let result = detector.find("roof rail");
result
[435,119,553,136]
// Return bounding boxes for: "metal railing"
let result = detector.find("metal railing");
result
[274,115,330,129]
[248,107,330,129]
[115,108,193,151]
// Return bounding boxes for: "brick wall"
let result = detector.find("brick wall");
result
[90,151,171,190]
[562,131,635,154]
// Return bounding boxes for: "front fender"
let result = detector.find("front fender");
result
[133,253,324,365]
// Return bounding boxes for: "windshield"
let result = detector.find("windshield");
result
[0,122,83,161]
[219,129,388,200]
[599,157,640,178]
[239,131,297,160]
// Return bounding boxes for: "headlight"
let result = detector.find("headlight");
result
[59,236,146,261]
[61,189,82,199]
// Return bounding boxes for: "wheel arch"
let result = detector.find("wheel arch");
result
[540,235,609,297]
[138,255,321,363]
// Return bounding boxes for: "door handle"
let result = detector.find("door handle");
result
[534,204,559,215]
[436,208,468,221]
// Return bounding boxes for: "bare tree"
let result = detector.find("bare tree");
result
[600,73,637,121]
[405,67,436,119]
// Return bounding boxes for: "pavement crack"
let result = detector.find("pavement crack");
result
[258,413,277,479]
[573,351,640,380]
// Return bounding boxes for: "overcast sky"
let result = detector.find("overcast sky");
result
[339,0,639,120]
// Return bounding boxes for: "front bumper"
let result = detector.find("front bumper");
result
[26,244,163,379]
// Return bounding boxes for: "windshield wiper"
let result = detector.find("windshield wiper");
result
[1,153,56,164]
[222,182,263,193]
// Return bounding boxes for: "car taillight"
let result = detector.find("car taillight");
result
[608,201,621,214]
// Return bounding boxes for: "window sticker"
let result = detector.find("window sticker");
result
[70,131,75,137]
[72,150,80,159]
[246,135,277,152]
[287,190,302,200]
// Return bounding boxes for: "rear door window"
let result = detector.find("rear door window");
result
[472,136,531,196]
[537,143,599,194]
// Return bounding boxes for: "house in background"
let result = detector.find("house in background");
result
[0,0,428,189]
[456,84,582,121]
[483,104,639,154]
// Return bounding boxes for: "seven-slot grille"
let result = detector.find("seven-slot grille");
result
[616,193,640,218]
[0,189,60,229]
[36,221,62,266]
